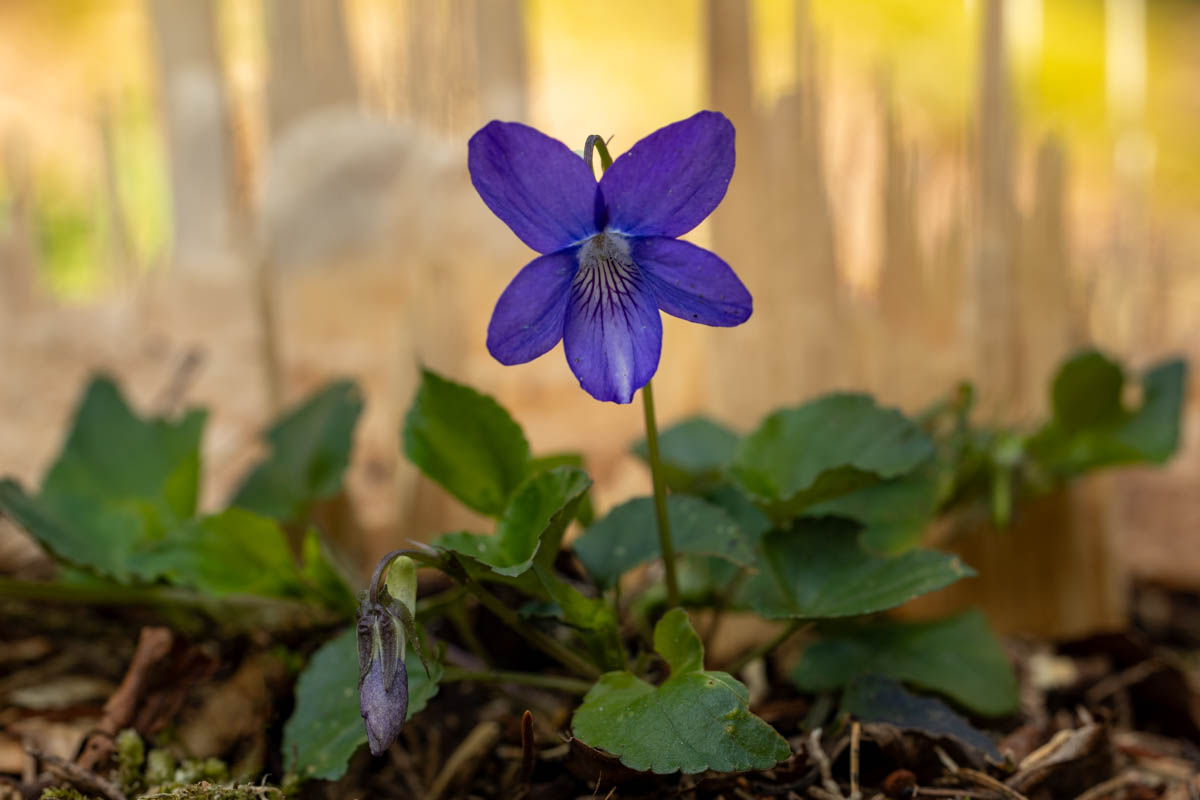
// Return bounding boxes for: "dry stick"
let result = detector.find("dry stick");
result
[1073,772,1139,800]
[849,721,862,800]
[519,710,536,785]
[78,627,174,770]
[958,769,1031,800]
[31,748,126,800]
[935,744,1030,800]
[807,729,844,799]
[425,720,501,800]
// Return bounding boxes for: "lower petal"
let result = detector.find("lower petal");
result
[487,249,578,365]
[630,236,752,327]
[563,260,662,404]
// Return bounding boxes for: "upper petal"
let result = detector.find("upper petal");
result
[599,110,735,238]
[487,248,577,365]
[469,121,601,253]
[563,250,662,404]
[630,236,752,327]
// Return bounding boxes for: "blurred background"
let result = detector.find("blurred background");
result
[0,0,1197,626]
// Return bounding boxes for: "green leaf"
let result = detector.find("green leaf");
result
[1028,354,1187,477]
[403,369,531,516]
[284,627,442,781]
[232,380,363,522]
[532,564,626,671]
[841,676,1000,761]
[634,417,740,491]
[572,609,790,774]
[300,528,358,616]
[732,394,933,521]
[434,467,591,577]
[805,464,940,554]
[737,519,973,620]
[573,495,755,590]
[0,376,206,580]
[791,610,1017,716]
[1050,350,1126,432]
[529,452,595,526]
[1113,358,1186,462]
[132,509,311,598]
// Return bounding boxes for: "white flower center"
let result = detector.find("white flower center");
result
[573,232,638,316]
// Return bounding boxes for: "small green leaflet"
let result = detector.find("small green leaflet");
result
[232,380,363,522]
[573,494,754,590]
[434,466,591,577]
[402,369,531,517]
[572,609,790,774]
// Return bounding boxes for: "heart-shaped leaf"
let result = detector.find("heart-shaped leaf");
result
[573,495,755,590]
[403,369,531,516]
[284,626,442,781]
[791,610,1017,716]
[1028,353,1186,477]
[732,394,933,521]
[572,609,790,774]
[842,675,1000,761]
[232,380,363,522]
[0,376,206,581]
[434,466,591,577]
[737,519,972,619]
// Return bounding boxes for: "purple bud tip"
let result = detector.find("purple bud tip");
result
[360,654,409,756]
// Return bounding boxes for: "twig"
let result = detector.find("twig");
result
[807,729,844,799]
[30,748,126,800]
[1073,772,1138,800]
[849,721,861,800]
[957,768,1030,800]
[78,627,174,769]
[520,710,536,785]
[425,720,501,800]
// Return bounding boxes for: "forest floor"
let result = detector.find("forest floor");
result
[2,571,1199,800]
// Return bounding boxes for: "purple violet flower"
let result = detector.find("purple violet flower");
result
[468,110,752,404]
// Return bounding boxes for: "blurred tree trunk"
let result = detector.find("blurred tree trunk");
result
[1018,136,1083,412]
[878,78,923,339]
[968,0,1022,418]
[1,134,37,315]
[760,0,844,402]
[147,0,237,275]
[704,0,774,422]
[406,0,476,132]
[264,0,359,140]
[473,0,528,123]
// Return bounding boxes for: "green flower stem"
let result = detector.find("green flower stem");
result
[724,619,812,675]
[457,572,602,680]
[441,667,594,695]
[640,379,680,608]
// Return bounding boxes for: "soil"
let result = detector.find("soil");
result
[2,575,1199,800]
